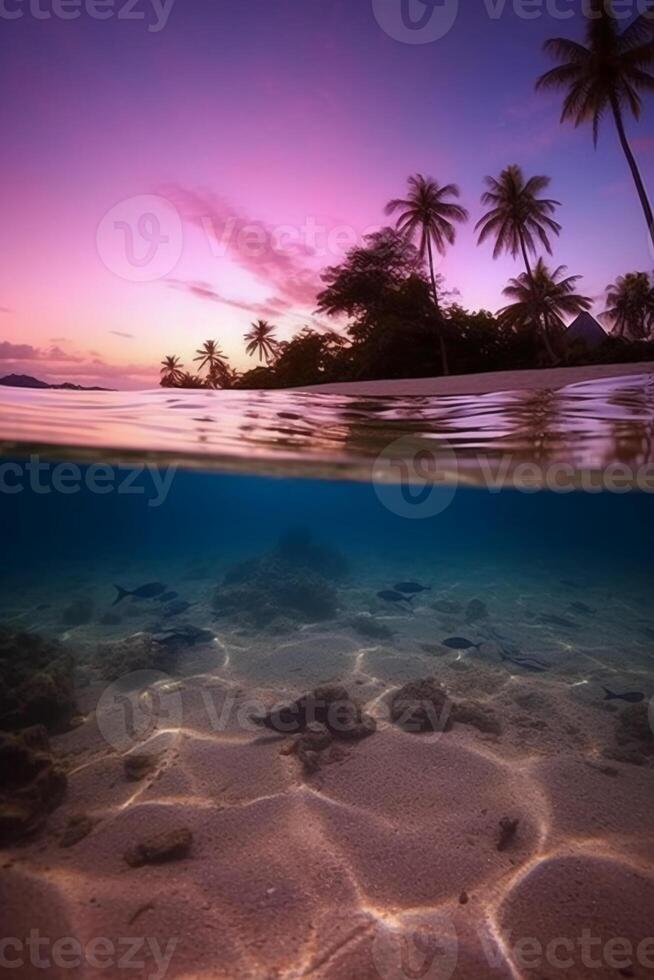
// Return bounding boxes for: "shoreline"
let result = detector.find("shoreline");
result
[298,360,654,397]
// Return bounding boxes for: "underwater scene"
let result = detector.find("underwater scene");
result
[1,379,654,980]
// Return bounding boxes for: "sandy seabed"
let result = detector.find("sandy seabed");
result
[2,554,654,980]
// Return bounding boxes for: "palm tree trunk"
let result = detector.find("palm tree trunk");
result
[611,98,654,251]
[426,238,450,376]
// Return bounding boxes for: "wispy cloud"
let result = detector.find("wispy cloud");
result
[167,277,334,332]
[109,330,135,339]
[167,278,294,320]
[161,185,321,309]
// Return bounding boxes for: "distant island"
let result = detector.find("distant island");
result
[0,374,113,392]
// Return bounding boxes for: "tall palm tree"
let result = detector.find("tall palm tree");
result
[385,173,469,374]
[499,258,592,361]
[476,165,562,279]
[603,271,654,338]
[244,319,278,363]
[160,355,185,387]
[536,0,654,247]
[193,339,228,375]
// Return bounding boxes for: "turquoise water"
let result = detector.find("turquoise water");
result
[1,377,653,979]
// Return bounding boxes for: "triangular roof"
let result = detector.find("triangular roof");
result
[565,312,608,349]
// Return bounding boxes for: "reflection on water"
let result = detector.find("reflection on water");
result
[1,373,654,482]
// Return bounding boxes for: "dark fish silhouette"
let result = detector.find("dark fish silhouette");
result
[152,624,214,647]
[569,601,595,616]
[602,687,645,704]
[394,582,431,595]
[113,582,167,606]
[442,637,481,650]
[377,590,413,605]
[157,591,179,603]
[163,600,194,618]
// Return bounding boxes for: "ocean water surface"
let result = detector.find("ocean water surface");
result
[1,375,653,979]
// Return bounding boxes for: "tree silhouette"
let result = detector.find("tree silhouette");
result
[244,319,278,363]
[537,0,654,247]
[603,272,654,339]
[385,174,469,374]
[476,165,561,278]
[499,259,591,362]
[160,355,185,387]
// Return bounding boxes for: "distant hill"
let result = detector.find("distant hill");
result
[565,313,608,351]
[0,373,112,391]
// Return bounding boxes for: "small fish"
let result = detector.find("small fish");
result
[569,601,595,616]
[163,600,194,618]
[112,582,167,606]
[442,636,482,650]
[377,590,413,605]
[602,687,645,704]
[394,582,431,595]
[156,591,179,603]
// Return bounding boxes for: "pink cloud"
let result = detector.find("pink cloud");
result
[0,341,38,359]
[161,186,321,309]
[167,278,296,319]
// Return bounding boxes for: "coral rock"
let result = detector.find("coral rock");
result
[124,827,193,868]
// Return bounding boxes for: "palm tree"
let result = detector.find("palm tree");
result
[499,258,592,361]
[536,0,654,247]
[476,165,562,279]
[385,173,469,374]
[603,271,654,338]
[244,319,278,363]
[160,355,185,387]
[193,339,228,375]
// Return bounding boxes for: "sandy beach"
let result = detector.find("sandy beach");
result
[301,361,654,397]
